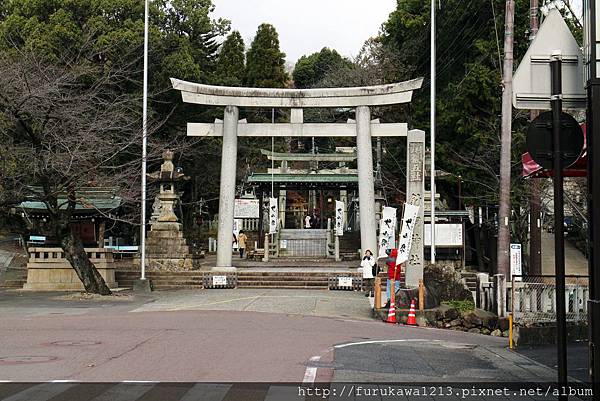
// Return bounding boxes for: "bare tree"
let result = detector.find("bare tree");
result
[0,48,175,294]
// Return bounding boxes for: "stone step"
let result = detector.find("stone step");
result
[238,283,328,290]
[152,285,204,290]
[238,280,327,286]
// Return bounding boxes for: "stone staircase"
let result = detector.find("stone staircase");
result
[339,231,361,260]
[460,270,478,292]
[115,271,204,290]
[0,269,28,289]
[116,268,362,290]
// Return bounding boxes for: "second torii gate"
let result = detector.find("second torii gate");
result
[171,78,425,286]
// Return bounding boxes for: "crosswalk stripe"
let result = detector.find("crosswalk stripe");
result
[88,383,155,401]
[0,383,77,401]
[179,384,231,401]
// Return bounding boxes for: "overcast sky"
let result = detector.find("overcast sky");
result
[210,0,397,63]
[211,0,584,64]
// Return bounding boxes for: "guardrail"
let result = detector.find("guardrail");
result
[511,275,589,324]
[475,273,590,323]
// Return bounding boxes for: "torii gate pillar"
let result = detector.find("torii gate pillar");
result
[356,106,378,255]
[215,105,239,271]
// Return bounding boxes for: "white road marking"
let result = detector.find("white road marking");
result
[180,383,231,401]
[302,355,321,383]
[89,382,155,401]
[1,383,77,401]
[50,380,78,383]
[334,338,438,349]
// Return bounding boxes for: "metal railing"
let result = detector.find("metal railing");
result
[510,275,589,324]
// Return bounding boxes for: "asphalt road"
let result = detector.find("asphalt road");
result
[0,289,558,385]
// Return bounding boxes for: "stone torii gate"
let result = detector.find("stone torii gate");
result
[171,78,425,286]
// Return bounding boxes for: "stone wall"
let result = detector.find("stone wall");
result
[23,247,117,291]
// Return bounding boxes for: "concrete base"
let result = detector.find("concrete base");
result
[133,279,153,293]
[211,266,237,273]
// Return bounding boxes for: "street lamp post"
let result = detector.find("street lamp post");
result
[430,0,436,264]
[140,0,150,283]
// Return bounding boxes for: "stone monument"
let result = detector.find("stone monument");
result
[144,150,195,270]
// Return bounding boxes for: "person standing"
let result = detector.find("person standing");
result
[385,248,402,306]
[237,230,248,259]
[360,249,376,297]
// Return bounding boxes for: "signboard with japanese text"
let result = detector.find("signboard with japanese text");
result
[511,244,522,280]
[378,207,397,259]
[212,276,227,286]
[335,200,344,236]
[338,277,353,288]
[234,199,259,218]
[424,224,463,247]
[396,204,420,265]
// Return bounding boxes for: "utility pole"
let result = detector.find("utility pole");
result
[529,0,542,275]
[584,0,600,394]
[497,0,515,277]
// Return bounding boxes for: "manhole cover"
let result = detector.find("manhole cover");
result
[47,340,101,347]
[0,356,57,364]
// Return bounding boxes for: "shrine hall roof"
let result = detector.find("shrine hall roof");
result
[247,173,358,185]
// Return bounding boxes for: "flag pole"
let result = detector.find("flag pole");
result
[430,0,437,264]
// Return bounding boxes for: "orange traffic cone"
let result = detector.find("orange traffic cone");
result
[406,299,417,326]
[385,301,397,324]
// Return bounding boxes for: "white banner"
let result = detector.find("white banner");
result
[335,200,344,236]
[268,198,278,234]
[396,203,420,265]
[233,218,242,249]
[234,199,259,218]
[510,243,522,280]
[378,207,397,259]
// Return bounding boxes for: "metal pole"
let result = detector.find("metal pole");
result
[550,52,568,399]
[586,0,600,392]
[430,0,436,264]
[140,0,149,281]
[271,108,275,198]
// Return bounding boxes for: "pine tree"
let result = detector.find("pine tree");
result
[245,23,288,88]
[215,31,246,86]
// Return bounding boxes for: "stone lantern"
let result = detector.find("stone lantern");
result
[143,150,194,270]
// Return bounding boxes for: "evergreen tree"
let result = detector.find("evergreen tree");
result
[292,47,351,88]
[215,30,245,86]
[245,23,288,88]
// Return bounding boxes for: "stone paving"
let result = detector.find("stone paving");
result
[130,288,373,320]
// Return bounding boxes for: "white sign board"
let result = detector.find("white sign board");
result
[335,200,344,236]
[212,275,227,286]
[512,9,586,110]
[234,199,259,218]
[279,240,288,249]
[268,197,278,234]
[378,207,397,259]
[338,277,353,288]
[510,244,522,280]
[396,203,420,265]
[424,224,463,247]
